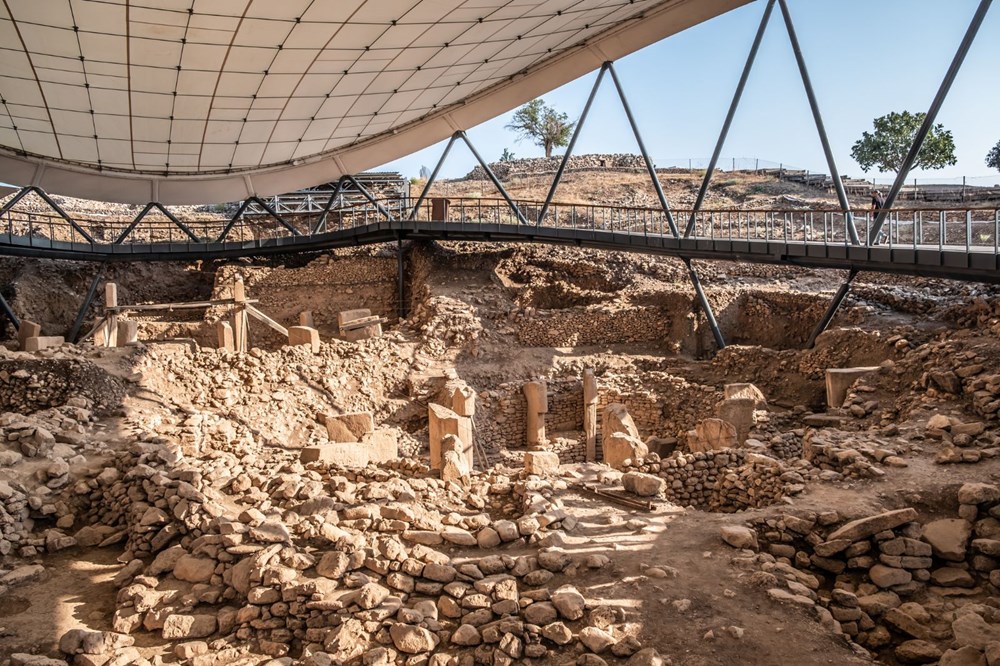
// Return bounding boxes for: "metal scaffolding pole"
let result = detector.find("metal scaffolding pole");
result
[687,0,775,237]
[312,177,348,234]
[869,0,993,243]
[409,133,460,221]
[538,64,609,224]
[1,186,97,243]
[0,290,19,331]
[806,269,858,348]
[248,196,302,235]
[684,258,726,350]
[778,0,858,245]
[606,62,678,237]
[397,238,406,319]
[458,131,527,224]
[344,176,396,220]
[216,199,255,242]
[69,263,106,342]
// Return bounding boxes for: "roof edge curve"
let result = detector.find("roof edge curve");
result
[0,0,750,205]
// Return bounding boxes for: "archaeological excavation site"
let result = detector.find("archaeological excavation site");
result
[0,157,998,666]
[0,0,998,665]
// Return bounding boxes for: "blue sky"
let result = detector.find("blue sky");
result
[379,0,1000,183]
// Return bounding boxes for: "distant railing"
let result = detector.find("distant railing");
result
[0,197,997,254]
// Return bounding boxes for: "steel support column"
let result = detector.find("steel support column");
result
[248,196,302,235]
[687,0,775,237]
[869,0,993,243]
[216,199,255,242]
[114,202,201,244]
[778,0,858,245]
[312,178,347,234]
[0,290,19,331]
[458,131,528,224]
[806,269,858,348]
[1,186,96,243]
[397,238,406,320]
[606,63,678,237]
[114,202,156,244]
[69,263,106,342]
[344,176,396,220]
[154,203,202,242]
[684,258,725,350]
[409,133,460,221]
[538,64,609,224]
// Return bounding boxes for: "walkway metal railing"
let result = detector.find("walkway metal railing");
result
[0,197,998,254]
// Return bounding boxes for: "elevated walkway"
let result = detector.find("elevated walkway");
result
[0,197,997,283]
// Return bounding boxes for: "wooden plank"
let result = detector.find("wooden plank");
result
[245,305,288,336]
[339,315,387,332]
[106,298,258,313]
[80,316,108,343]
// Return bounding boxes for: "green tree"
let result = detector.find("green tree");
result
[987,140,1000,173]
[499,148,516,162]
[505,99,575,159]
[851,111,957,174]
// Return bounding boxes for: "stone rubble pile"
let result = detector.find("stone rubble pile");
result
[0,397,121,560]
[725,483,1000,662]
[10,428,675,665]
[131,338,417,456]
[0,355,127,415]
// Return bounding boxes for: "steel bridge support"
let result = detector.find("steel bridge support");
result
[684,258,725,351]
[777,0,858,244]
[397,238,406,320]
[869,0,993,243]
[606,62,679,237]
[0,289,19,331]
[115,202,200,244]
[806,269,858,349]
[407,130,527,224]
[687,0,775,237]
[552,60,724,347]
[344,176,396,220]
[458,132,527,224]
[69,263,106,343]
[409,133,460,221]
[0,186,96,244]
[538,63,610,224]
[312,177,348,234]
[218,196,300,242]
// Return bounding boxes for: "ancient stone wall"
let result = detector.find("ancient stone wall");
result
[514,306,672,348]
[546,435,587,464]
[210,255,399,349]
[622,450,786,511]
[474,385,527,456]
[547,383,583,432]
[476,374,720,456]
[464,154,650,181]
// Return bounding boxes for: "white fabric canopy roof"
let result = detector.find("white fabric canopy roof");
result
[0,0,748,204]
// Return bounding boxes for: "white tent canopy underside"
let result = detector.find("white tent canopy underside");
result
[0,0,748,204]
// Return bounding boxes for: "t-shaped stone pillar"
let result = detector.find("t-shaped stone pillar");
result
[583,369,598,462]
[524,380,548,450]
[448,383,476,418]
[216,321,234,352]
[428,403,473,471]
[288,326,320,353]
[16,320,41,351]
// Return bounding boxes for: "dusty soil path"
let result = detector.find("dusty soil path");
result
[0,548,120,659]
